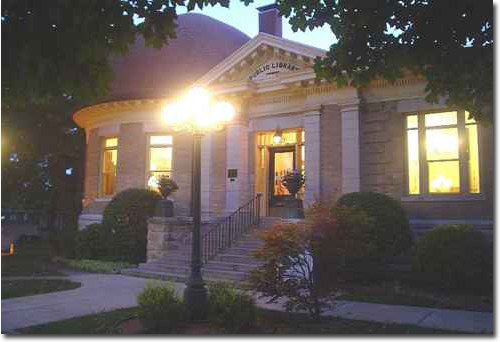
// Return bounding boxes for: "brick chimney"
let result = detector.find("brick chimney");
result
[257,3,282,37]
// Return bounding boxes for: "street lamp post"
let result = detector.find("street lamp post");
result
[161,87,235,320]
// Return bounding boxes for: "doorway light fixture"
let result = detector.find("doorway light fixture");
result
[273,126,282,145]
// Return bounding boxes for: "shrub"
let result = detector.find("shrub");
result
[412,224,492,292]
[308,204,377,287]
[207,282,256,333]
[53,257,135,273]
[103,188,161,263]
[249,222,332,320]
[337,192,411,261]
[137,281,187,333]
[74,223,110,260]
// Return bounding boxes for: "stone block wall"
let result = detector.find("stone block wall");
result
[83,128,100,203]
[116,123,147,192]
[320,105,343,202]
[359,100,405,198]
[171,132,193,216]
[359,99,494,223]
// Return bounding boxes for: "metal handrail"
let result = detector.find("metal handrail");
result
[201,194,262,263]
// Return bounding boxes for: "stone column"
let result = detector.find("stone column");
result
[303,110,321,207]
[225,120,249,212]
[340,102,361,193]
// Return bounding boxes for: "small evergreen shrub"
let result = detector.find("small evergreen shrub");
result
[337,192,412,261]
[103,188,161,263]
[412,224,492,292]
[207,282,256,333]
[137,281,187,333]
[74,224,110,260]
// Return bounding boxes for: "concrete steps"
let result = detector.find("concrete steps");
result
[122,217,278,283]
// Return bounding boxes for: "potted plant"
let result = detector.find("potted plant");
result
[155,176,179,217]
[281,169,305,197]
[281,170,305,218]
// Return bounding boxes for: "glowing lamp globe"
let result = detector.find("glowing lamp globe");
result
[161,87,235,133]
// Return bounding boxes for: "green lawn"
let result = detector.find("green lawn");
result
[2,279,81,299]
[18,307,458,335]
[2,240,64,277]
[337,281,493,313]
[19,307,140,334]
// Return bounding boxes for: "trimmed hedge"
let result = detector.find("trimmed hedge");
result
[103,188,161,263]
[207,282,256,333]
[412,224,492,292]
[337,192,411,261]
[137,281,187,333]
[74,223,110,260]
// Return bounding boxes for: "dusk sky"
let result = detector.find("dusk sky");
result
[177,0,337,50]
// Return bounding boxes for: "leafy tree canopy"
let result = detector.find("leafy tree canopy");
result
[2,0,242,110]
[277,0,493,123]
[2,0,242,210]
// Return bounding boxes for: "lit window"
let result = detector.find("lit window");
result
[101,137,118,196]
[405,110,481,195]
[147,135,173,190]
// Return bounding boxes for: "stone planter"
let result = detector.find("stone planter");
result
[155,198,174,217]
[147,216,193,261]
[283,198,304,219]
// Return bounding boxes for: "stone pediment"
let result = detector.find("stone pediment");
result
[195,33,326,88]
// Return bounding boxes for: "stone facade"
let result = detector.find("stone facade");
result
[320,105,343,202]
[359,98,494,226]
[116,123,147,192]
[74,28,493,233]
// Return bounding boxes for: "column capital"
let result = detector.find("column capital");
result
[339,100,360,113]
[304,109,321,117]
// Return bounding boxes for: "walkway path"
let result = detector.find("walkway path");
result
[1,273,493,334]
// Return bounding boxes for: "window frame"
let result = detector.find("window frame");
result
[98,136,119,198]
[145,133,174,189]
[403,109,482,199]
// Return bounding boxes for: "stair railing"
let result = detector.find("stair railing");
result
[201,194,262,263]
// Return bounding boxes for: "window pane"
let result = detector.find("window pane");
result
[426,128,459,160]
[428,161,460,193]
[407,115,418,129]
[467,125,480,193]
[105,137,118,148]
[150,135,173,145]
[425,111,457,127]
[101,150,117,196]
[465,111,476,124]
[102,150,117,173]
[407,130,420,194]
[150,147,172,171]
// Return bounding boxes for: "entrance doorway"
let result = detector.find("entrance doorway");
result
[254,128,305,217]
[269,146,295,216]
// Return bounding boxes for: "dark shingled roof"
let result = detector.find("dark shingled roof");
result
[98,13,250,103]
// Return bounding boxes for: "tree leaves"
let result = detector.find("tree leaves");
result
[277,0,493,123]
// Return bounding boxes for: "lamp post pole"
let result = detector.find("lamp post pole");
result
[184,132,208,320]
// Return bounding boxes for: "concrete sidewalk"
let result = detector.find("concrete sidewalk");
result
[1,273,493,334]
[256,297,493,334]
